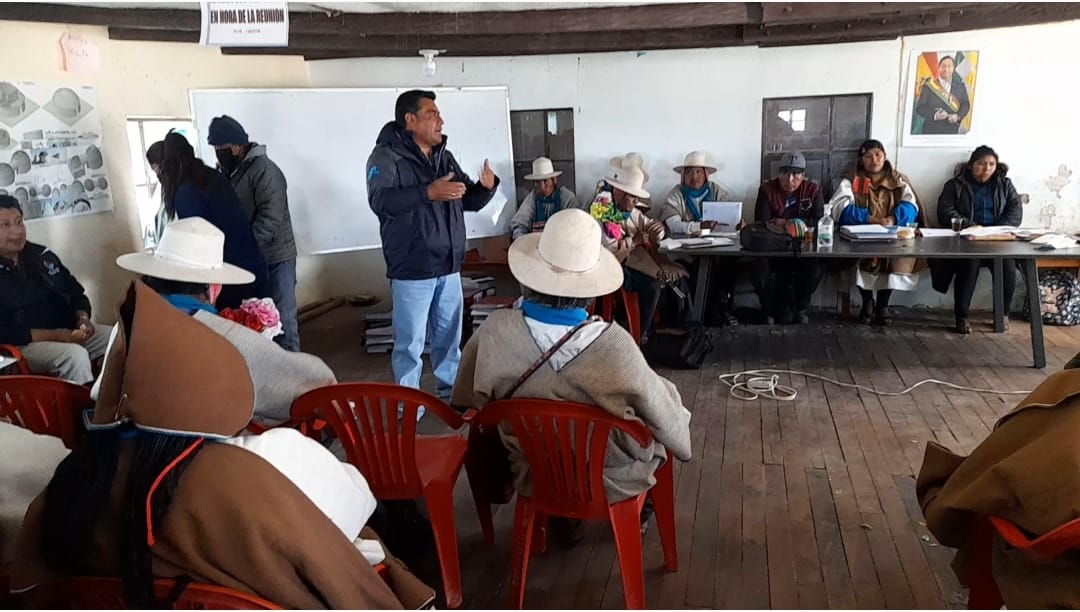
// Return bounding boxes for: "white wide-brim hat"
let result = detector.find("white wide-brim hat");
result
[673,150,718,174]
[604,164,651,200]
[508,208,623,299]
[524,156,562,181]
[117,217,255,285]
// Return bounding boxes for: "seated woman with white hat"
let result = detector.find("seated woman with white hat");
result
[453,208,692,534]
[655,151,740,327]
[94,217,337,427]
[594,162,686,342]
[11,281,422,609]
[510,157,582,240]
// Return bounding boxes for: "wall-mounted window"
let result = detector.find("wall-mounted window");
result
[762,94,872,197]
[124,117,194,247]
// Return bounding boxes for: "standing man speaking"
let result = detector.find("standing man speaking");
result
[366,90,499,407]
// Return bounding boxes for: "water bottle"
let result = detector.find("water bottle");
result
[817,204,834,248]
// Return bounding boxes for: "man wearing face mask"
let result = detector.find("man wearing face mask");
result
[208,115,300,352]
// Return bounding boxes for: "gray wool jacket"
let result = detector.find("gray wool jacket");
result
[228,144,298,265]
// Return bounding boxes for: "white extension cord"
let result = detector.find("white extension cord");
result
[719,369,1033,402]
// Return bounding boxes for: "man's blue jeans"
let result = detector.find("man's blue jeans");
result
[267,258,300,352]
[390,273,463,402]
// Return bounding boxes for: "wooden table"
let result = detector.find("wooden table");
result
[668,236,1080,368]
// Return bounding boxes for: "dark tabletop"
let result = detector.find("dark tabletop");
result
[667,235,1080,259]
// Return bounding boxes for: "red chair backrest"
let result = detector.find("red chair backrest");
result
[990,514,1080,561]
[0,344,31,375]
[291,382,463,499]
[24,576,280,609]
[475,399,654,518]
[0,375,92,449]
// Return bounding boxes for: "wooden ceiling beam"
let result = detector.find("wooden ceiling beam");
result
[760,2,983,25]
[210,26,745,57]
[2,2,757,36]
[750,2,1080,47]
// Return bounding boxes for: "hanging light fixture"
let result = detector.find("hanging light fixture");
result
[419,49,444,78]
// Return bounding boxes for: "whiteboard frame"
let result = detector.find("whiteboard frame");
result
[188,86,517,255]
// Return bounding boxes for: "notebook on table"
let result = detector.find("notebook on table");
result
[839,225,899,242]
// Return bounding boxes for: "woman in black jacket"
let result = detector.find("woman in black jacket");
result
[935,146,1023,334]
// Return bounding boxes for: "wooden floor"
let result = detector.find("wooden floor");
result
[303,305,1080,609]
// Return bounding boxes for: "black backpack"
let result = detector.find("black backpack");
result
[642,323,713,369]
[739,218,807,253]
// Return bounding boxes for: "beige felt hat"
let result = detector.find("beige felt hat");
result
[673,150,718,174]
[524,157,562,181]
[116,217,255,285]
[604,164,651,200]
[508,208,623,299]
[610,153,649,184]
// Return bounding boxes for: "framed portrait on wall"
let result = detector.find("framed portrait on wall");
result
[902,49,980,147]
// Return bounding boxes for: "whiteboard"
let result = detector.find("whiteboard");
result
[189,87,516,255]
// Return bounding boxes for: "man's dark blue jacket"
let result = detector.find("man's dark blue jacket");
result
[366,122,499,281]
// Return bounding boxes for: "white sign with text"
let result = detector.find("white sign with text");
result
[199,2,289,47]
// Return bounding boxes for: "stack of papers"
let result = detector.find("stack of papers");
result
[659,237,735,250]
[701,201,743,230]
[1032,233,1079,249]
[918,228,958,238]
[840,225,899,241]
[959,225,1017,240]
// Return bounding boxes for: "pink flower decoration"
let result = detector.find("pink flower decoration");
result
[603,221,623,241]
[239,298,283,339]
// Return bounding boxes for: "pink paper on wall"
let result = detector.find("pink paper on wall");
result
[59,32,101,74]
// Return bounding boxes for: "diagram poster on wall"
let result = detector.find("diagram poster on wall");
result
[0,81,112,221]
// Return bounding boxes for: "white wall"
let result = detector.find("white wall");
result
[0,21,308,322]
[310,20,1080,311]
[8,17,1078,313]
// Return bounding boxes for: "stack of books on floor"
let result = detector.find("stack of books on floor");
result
[470,295,520,333]
[360,275,503,354]
[461,275,497,302]
[361,312,433,355]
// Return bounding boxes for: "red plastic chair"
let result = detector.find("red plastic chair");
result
[475,399,677,609]
[0,375,92,449]
[968,514,1080,609]
[290,382,487,609]
[0,344,31,374]
[23,576,281,609]
[596,288,642,345]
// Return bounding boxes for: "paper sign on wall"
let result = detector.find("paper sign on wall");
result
[59,33,101,74]
[199,1,289,47]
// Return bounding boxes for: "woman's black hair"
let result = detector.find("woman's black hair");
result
[140,275,211,298]
[0,193,22,214]
[522,286,594,311]
[40,429,205,608]
[964,145,1009,179]
[855,139,893,177]
[145,140,164,167]
[156,132,229,219]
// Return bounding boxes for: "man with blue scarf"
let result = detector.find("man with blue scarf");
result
[656,151,740,327]
[453,208,692,547]
[510,157,582,240]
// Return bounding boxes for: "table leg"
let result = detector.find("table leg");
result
[992,258,1005,333]
[692,256,712,323]
[1023,258,1046,368]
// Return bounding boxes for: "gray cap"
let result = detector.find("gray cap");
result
[779,151,806,171]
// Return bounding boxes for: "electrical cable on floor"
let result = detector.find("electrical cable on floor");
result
[719,369,1032,402]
